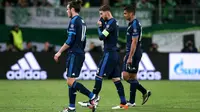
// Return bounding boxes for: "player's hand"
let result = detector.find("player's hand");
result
[97,20,102,27]
[54,52,61,62]
[126,58,135,72]
[127,58,132,64]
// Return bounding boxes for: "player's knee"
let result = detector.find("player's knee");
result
[112,77,120,82]
[123,75,129,81]
[96,75,102,79]
[122,72,129,81]
[67,78,76,86]
[129,73,137,80]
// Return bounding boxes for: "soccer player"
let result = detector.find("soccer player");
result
[78,5,128,109]
[122,4,151,107]
[54,0,98,112]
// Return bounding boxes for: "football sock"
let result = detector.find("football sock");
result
[128,79,139,104]
[68,86,76,108]
[92,76,102,96]
[137,83,147,95]
[114,80,126,105]
[72,81,94,99]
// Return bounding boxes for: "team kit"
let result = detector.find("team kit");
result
[53,1,151,112]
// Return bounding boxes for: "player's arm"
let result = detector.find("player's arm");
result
[127,24,139,64]
[59,27,76,53]
[97,28,108,40]
[128,37,138,61]
[54,23,76,62]
[54,32,76,62]
[57,43,70,54]
[98,18,105,31]
[97,18,106,40]
[98,19,115,40]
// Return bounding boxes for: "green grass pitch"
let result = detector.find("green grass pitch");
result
[0,80,200,112]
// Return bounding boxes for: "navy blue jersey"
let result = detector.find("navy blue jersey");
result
[65,15,86,54]
[126,19,142,55]
[98,18,118,52]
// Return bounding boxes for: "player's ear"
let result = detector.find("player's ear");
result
[131,12,134,16]
[71,7,75,12]
[105,11,110,17]
[128,12,132,17]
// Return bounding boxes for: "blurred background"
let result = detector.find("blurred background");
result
[0,0,200,53]
[0,0,200,80]
[0,1,200,112]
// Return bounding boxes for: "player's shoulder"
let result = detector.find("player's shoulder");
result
[132,19,139,25]
[70,15,81,24]
[131,19,140,28]
[107,18,117,25]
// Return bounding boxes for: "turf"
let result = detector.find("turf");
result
[0,80,200,112]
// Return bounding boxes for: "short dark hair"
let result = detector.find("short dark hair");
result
[124,4,136,14]
[99,5,111,11]
[68,0,83,13]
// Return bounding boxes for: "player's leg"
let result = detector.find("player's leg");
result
[61,55,77,112]
[111,77,128,110]
[109,52,128,110]
[123,72,151,105]
[61,80,77,112]
[122,55,151,106]
[68,54,95,98]
[90,53,111,104]
[63,54,97,111]
[92,53,107,96]
[89,53,110,103]
[129,55,151,105]
[127,73,138,105]
[137,83,147,95]
[68,83,76,111]
[137,83,152,105]
[78,75,102,107]
[122,55,138,106]
[78,53,110,107]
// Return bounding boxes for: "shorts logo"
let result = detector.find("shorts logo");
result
[133,29,137,32]
[6,52,47,80]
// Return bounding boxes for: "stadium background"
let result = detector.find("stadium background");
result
[0,0,200,112]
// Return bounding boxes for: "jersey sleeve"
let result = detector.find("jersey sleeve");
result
[98,19,116,40]
[103,19,116,35]
[131,21,139,38]
[68,21,76,35]
[65,19,77,46]
[99,18,105,31]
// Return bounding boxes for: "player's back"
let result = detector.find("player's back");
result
[126,19,142,56]
[67,15,86,54]
[103,18,118,52]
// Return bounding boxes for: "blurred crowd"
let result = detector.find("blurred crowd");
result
[0,0,136,8]
[3,41,56,53]
[0,0,199,8]
[0,24,199,53]
[0,0,200,53]
[0,24,56,53]
[1,0,199,23]
[181,40,198,53]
